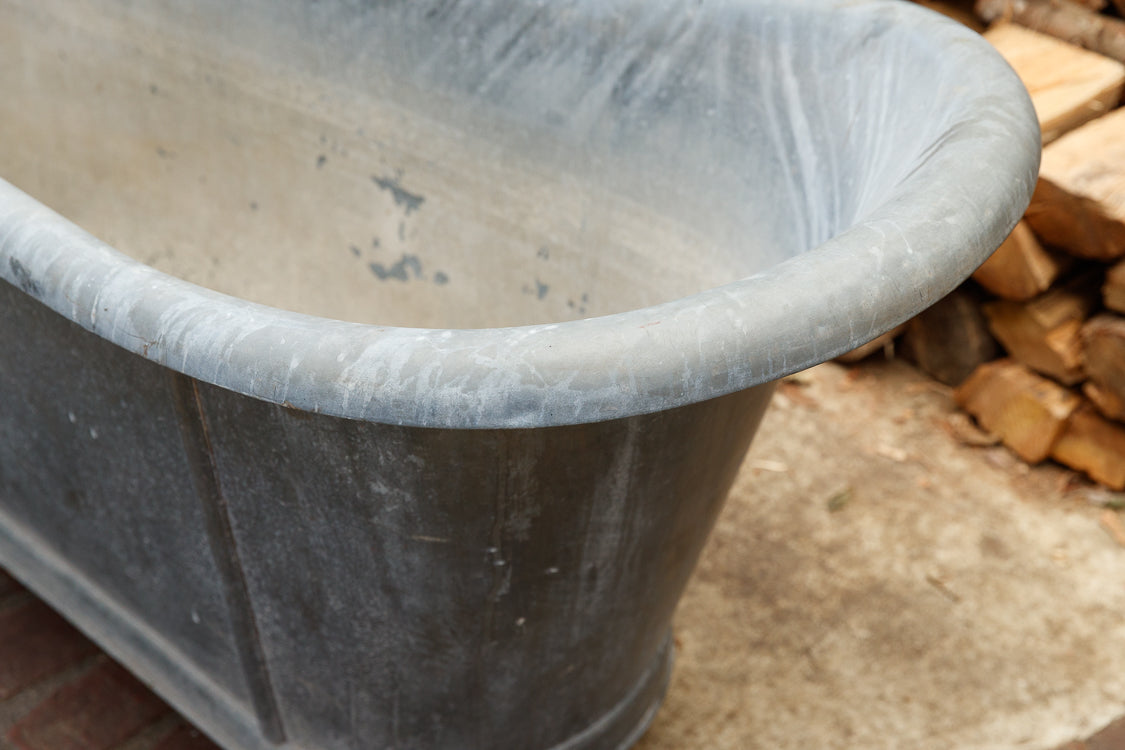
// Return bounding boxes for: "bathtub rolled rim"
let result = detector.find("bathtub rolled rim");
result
[0,4,1041,429]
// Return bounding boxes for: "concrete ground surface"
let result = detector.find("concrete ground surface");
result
[0,359,1123,750]
[639,360,1125,750]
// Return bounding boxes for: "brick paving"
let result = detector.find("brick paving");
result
[0,573,22,599]
[0,571,218,750]
[8,661,170,750]
[0,601,98,701]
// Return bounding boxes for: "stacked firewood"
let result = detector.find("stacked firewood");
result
[854,0,1125,489]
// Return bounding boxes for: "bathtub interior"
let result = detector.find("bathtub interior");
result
[0,0,953,330]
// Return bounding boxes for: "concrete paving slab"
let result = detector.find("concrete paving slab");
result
[639,359,1125,750]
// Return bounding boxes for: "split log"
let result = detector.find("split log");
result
[901,288,999,386]
[976,0,1125,65]
[1057,0,1108,9]
[972,221,1071,299]
[835,325,906,364]
[983,274,1100,384]
[954,358,1081,462]
[1083,380,1125,420]
[983,23,1125,143]
[914,0,987,30]
[1081,314,1125,413]
[1025,107,1125,261]
[1051,405,1125,489]
[1106,259,1125,313]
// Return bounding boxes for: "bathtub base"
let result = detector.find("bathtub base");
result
[550,636,673,750]
[0,508,271,750]
[0,503,675,750]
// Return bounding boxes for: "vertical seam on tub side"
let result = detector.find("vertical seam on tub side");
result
[169,373,288,745]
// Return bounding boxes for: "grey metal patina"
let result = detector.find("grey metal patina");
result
[0,1,1038,749]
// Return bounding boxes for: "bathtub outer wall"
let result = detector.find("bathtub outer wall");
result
[0,278,773,750]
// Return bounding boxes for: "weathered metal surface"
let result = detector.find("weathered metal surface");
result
[0,277,770,749]
[0,0,1038,748]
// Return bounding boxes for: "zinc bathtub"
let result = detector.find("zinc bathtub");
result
[0,1,1038,749]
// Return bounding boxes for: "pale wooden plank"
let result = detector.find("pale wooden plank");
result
[985,23,1125,144]
[1025,107,1125,261]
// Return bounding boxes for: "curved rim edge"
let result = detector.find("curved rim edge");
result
[0,3,1040,429]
